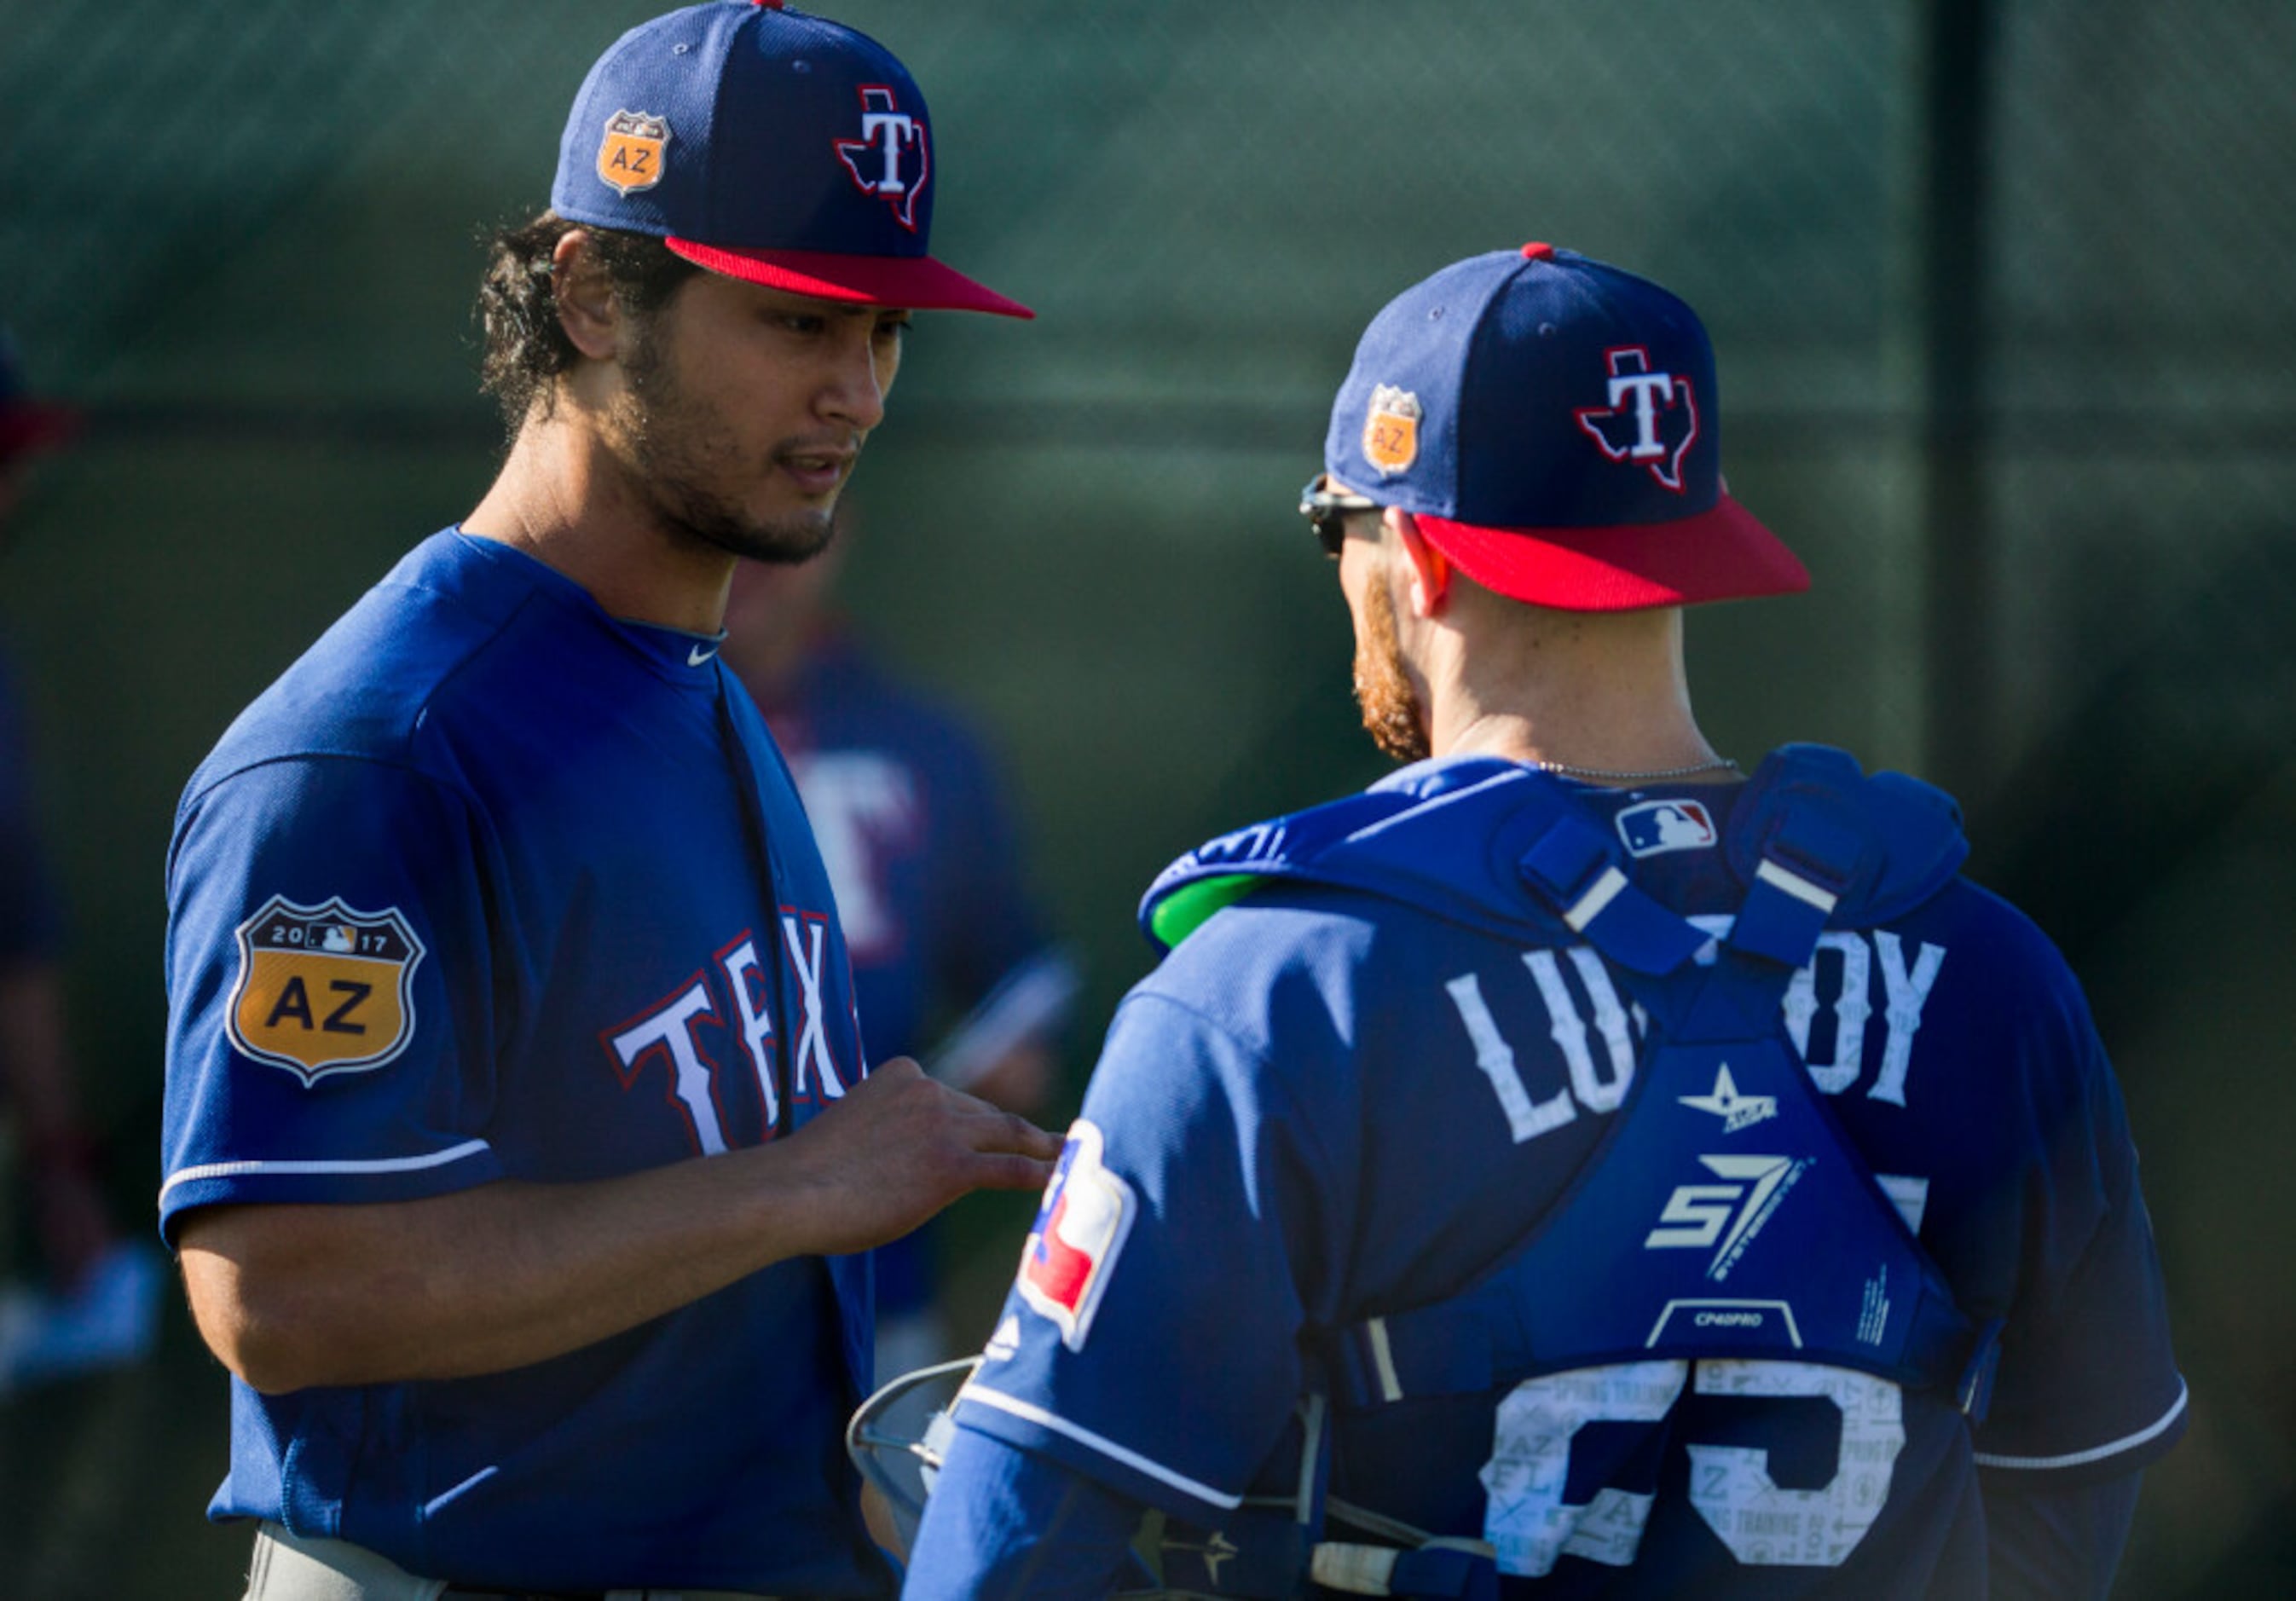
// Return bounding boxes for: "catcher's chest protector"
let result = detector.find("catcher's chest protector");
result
[1149,748,2000,1600]
[1326,797,1999,1420]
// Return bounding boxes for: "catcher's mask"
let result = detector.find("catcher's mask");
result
[847,1355,977,1555]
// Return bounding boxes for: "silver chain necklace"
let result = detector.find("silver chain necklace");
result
[1532,756,1741,782]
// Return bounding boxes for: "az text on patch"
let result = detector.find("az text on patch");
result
[598,109,669,196]
[1362,384,1422,477]
[227,896,426,1085]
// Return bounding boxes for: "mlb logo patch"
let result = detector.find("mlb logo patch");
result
[227,895,426,1084]
[1017,1119,1135,1351]
[1616,798,1718,858]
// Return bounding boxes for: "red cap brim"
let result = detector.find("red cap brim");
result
[0,402,81,459]
[1417,494,1810,612]
[667,239,1033,319]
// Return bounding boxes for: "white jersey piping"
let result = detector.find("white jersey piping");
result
[1973,1378,2188,1471]
[957,1384,1243,1510]
[159,1140,494,1207]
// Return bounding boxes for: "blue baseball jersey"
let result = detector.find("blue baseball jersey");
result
[160,530,891,1594]
[921,755,2184,1597]
[746,633,1059,1319]
[0,644,66,964]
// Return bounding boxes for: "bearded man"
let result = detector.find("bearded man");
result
[159,6,1056,1596]
[904,246,2184,1601]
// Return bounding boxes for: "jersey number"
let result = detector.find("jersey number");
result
[1478,1360,1905,1575]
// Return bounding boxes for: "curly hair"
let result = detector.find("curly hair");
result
[476,210,701,431]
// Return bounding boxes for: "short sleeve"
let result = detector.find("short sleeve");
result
[1970,978,2188,1483]
[159,756,508,1242]
[905,1423,1148,1599]
[951,989,1344,1520]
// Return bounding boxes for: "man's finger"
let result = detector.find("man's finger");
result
[972,1153,1061,1193]
[868,1055,926,1086]
[971,1107,1064,1159]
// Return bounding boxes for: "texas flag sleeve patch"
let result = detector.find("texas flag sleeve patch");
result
[1016,1119,1136,1351]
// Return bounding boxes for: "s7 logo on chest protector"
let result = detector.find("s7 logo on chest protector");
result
[1645,1154,1808,1281]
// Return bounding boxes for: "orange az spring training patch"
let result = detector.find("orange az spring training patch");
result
[1363,384,1422,477]
[598,109,670,196]
[226,896,426,1085]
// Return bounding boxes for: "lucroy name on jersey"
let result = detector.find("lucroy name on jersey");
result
[1448,924,1950,1145]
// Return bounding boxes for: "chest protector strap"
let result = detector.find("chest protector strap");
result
[1328,755,2002,1430]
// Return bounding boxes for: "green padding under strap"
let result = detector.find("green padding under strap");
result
[1149,874,1267,948]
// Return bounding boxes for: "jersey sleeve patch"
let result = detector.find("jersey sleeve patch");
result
[226,895,427,1084]
[1017,1119,1136,1351]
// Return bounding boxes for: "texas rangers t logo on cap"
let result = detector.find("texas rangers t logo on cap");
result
[597,110,670,196]
[1575,346,1700,492]
[1017,1119,1135,1351]
[834,84,930,231]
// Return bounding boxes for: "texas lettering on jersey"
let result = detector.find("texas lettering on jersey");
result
[599,909,859,1153]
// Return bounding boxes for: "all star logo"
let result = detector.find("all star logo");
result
[1679,1062,1777,1132]
[1574,345,1699,492]
[1164,1529,1241,1588]
[833,84,930,231]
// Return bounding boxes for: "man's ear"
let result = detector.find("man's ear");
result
[1388,508,1451,619]
[551,229,622,362]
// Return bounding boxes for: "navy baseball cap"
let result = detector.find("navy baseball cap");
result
[0,327,78,460]
[1322,244,1806,610]
[550,0,1031,319]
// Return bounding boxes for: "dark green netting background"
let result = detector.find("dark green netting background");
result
[1,3,2288,1591]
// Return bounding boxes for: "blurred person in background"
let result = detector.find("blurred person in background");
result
[0,327,154,1395]
[722,532,1076,1376]
[157,3,1055,1596]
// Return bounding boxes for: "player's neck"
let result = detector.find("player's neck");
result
[1426,606,1728,782]
[464,406,734,637]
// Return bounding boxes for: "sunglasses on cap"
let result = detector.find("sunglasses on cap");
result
[1298,475,1381,558]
